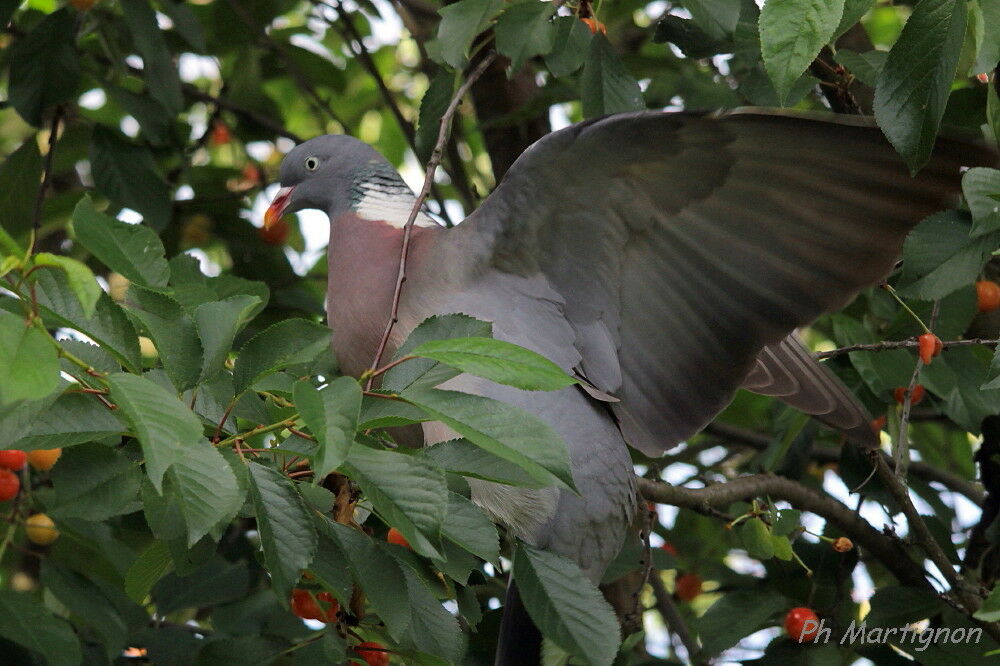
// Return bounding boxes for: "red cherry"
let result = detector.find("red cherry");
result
[354,641,390,666]
[870,415,887,432]
[210,121,231,146]
[784,607,821,643]
[893,385,925,406]
[317,591,340,622]
[386,527,410,549]
[675,573,702,601]
[660,542,678,556]
[976,281,1000,313]
[0,450,27,471]
[290,588,324,621]
[918,333,943,365]
[0,469,20,501]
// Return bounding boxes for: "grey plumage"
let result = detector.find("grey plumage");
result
[268,108,995,663]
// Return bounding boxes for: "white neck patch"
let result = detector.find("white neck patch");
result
[355,187,439,228]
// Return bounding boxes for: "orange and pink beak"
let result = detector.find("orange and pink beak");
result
[264,186,295,230]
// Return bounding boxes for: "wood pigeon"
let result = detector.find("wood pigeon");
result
[265,108,991,663]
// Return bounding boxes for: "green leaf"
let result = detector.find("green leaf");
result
[195,637,288,665]
[166,444,244,546]
[105,85,173,146]
[545,16,593,77]
[423,438,543,487]
[342,445,448,559]
[385,314,493,392]
[193,296,261,381]
[0,136,44,237]
[866,586,943,627]
[653,15,731,58]
[963,167,1000,238]
[0,310,59,405]
[581,34,644,118]
[513,543,620,666]
[442,491,499,563]
[696,589,786,657]
[121,0,184,115]
[495,1,557,73]
[899,211,1000,300]
[409,337,576,391]
[41,561,143,654]
[738,518,775,560]
[33,253,101,318]
[7,9,80,126]
[760,0,845,105]
[232,318,331,394]
[11,392,123,450]
[89,126,172,231]
[323,520,412,639]
[974,0,1000,74]
[48,444,142,521]
[0,591,82,666]
[436,0,503,68]
[294,377,361,479]
[833,0,874,41]
[401,387,575,491]
[247,462,318,601]
[976,583,1000,622]
[873,0,967,172]
[416,71,456,163]
[71,195,170,288]
[834,48,886,87]
[307,533,355,606]
[771,534,794,560]
[125,541,174,602]
[126,285,203,391]
[682,0,742,41]
[398,565,467,662]
[106,372,204,491]
[33,268,141,372]
[152,556,251,615]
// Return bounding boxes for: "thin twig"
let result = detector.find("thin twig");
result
[815,337,999,360]
[896,301,940,477]
[33,106,64,232]
[365,52,497,387]
[648,571,703,663]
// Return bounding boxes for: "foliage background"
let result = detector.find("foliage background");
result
[1,0,1000,663]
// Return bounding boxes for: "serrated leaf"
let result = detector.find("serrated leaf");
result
[7,9,80,126]
[33,253,101,317]
[152,556,251,615]
[696,589,786,657]
[48,444,142,521]
[294,378,361,478]
[495,1,557,72]
[322,520,412,640]
[771,534,793,560]
[0,136,43,236]
[89,126,172,231]
[436,0,504,68]
[10,392,123,450]
[307,533,354,606]
[193,295,261,381]
[873,0,967,172]
[866,586,943,627]
[248,462,318,601]
[232,319,331,394]
[399,565,467,662]
[343,445,448,559]
[126,285,203,391]
[106,373,204,491]
[833,0,874,40]
[385,314,493,392]
[409,337,576,391]
[71,195,169,288]
[0,309,59,405]
[401,387,575,491]
[683,0,741,41]
[33,269,141,371]
[738,518,774,560]
[122,0,184,115]
[125,541,174,602]
[442,491,499,563]
[416,71,456,163]
[514,543,620,666]
[423,438,543,487]
[167,445,243,546]
[0,591,82,666]
[760,0,845,105]
[581,33,644,118]
[963,167,1000,238]
[834,48,886,87]
[545,16,593,77]
[899,211,1000,300]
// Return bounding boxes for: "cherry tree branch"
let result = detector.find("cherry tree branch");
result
[365,53,497,387]
[815,337,999,359]
[32,105,64,233]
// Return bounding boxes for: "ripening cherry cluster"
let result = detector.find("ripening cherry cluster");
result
[0,448,62,547]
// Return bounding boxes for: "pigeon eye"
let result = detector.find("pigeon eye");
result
[304,156,320,171]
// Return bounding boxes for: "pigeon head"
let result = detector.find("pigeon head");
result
[265,134,431,230]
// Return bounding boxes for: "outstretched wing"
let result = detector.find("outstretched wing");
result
[451,109,993,456]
